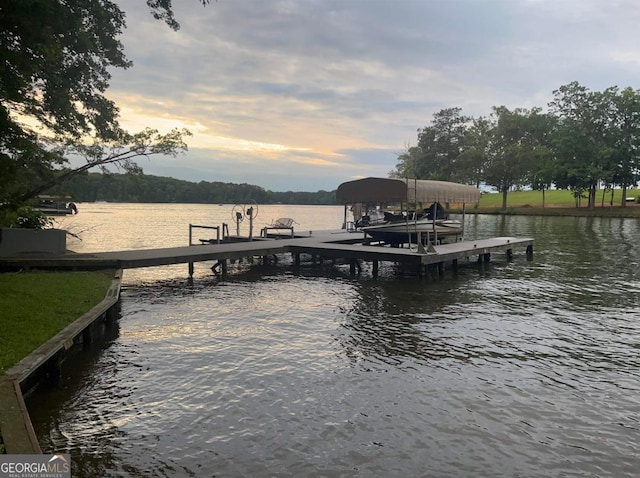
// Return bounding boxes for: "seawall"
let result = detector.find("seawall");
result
[0,270,123,454]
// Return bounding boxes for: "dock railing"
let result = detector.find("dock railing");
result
[188,224,226,277]
[189,224,222,246]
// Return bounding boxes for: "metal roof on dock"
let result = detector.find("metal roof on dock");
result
[335,177,481,204]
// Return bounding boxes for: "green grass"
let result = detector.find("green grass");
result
[0,270,115,375]
[476,188,639,208]
[400,187,640,215]
[447,188,640,217]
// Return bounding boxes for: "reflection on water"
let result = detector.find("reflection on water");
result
[25,205,640,477]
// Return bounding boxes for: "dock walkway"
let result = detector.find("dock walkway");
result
[0,229,533,277]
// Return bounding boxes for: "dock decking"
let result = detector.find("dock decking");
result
[0,229,533,277]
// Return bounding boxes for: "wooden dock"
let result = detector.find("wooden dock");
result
[0,229,533,277]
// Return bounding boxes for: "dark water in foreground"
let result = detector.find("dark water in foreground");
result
[26,204,640,477]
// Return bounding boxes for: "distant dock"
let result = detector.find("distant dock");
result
[0,229,533,278]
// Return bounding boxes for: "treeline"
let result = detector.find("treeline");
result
[62,172,336,205]
[392,81,640,209]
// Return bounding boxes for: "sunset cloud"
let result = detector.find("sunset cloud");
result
[105,0,640,191]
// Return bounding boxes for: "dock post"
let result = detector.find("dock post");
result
[526,244,534,260]
[294,253,300,266]
[438,262,444,277]
[188,262,194,277]
[247,206,255,241]
[350,259,356,275]
[372,260,379,277]
[452,258,458,270]
[506,248,513,260]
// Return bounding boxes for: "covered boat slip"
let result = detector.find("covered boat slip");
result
[336,177,481,246]
[335,177,481,205]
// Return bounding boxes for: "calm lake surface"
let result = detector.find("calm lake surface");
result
[26,203,640,477]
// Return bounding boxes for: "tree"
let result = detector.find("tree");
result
[549,82,615,209]
[483,106,548,210]
[15,127,191,204]
[609,86,640,206]
[457,116,493,187]
[391,108,470,181]
[524,111,556,207]
[0,0,195,216]
[146,0,211,31]
[416,107,469,180]
[389,145,423,178]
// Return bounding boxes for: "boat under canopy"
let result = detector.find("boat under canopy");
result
[336,177,481,205]
[336,177,481,246]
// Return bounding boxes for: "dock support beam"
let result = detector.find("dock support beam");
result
[188,262,194,277]
[477,253,491,263]
[372,260,379,277]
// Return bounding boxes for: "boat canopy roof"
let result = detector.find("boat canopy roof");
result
[336,177,481,204]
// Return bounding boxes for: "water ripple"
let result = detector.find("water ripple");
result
[24,212,640,477]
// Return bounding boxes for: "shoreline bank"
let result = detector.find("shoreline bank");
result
[451,205,640,218]
[0,270,122,454]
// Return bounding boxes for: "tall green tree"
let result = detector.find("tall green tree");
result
[609,86,640,206]
[549,82,614,209]
[483,106,547,210]
[0,0,194,215]
[524,111,556,207]
[415,107,469,180]
[389,145,423,179]
[457,116,493,187]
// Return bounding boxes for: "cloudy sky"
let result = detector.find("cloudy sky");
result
[105,0,640,192]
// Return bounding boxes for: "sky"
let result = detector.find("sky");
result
[103,0,640,192]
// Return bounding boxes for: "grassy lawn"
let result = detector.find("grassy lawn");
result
[0,270,115,375]
[447,189,640,217]
[477,188,640,208]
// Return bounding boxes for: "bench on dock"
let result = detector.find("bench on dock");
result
[261,218,296,238]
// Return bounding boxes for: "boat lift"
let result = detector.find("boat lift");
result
[336,177,481,250]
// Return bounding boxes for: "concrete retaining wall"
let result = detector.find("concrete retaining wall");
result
[0,228,67,257]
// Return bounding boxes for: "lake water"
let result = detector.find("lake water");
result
[26,203,640,477]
